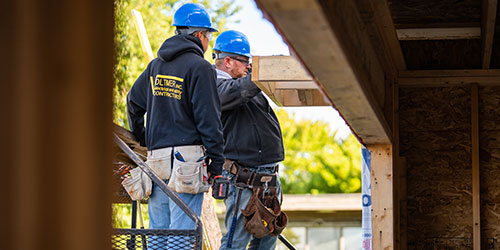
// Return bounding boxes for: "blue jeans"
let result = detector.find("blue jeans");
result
[148,180,204,249]
[220,166,281,250]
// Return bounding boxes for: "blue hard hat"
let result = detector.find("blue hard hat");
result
[172,3,218,32]
[214,30,251,58]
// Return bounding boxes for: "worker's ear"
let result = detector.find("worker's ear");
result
[192,30,203,40]
[224,57,232,68]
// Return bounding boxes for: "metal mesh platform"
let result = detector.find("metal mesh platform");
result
[112,228,201,250]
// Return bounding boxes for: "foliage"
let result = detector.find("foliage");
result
[113,0,241,128]
[276,109,362,194]
[112,203,149,228]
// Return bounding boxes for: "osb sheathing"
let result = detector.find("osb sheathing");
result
[479,87,500,241]
[400,86,500,248]
[399,87,473,247]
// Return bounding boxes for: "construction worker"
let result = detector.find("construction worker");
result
[126,3,224,248]
[214,30,286,250]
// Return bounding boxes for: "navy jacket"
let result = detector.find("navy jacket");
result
[127,34,224,174]
[216,69,284,166]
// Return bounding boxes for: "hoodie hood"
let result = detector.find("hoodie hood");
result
[158,34,204,62]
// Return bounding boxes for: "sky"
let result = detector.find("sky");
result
[224,0,353,140]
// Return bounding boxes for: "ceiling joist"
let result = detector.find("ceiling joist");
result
[481,0,498,68]
[396,27,481,40]
[398,69,500,87]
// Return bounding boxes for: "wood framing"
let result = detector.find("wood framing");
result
[369,145,394,250]
[481,0,498,68]
[396,27,481,40]
[355,0,406,75]
[255,0,392,144]
[471,84,480,250]
[251,56,330,106]
[398,69,500,87]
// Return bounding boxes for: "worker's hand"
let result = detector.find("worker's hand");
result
[207,162,223,176]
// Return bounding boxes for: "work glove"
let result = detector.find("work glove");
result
[207,161,223,176]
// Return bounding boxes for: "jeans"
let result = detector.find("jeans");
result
[148,180,204,249]
[220,165,281,250]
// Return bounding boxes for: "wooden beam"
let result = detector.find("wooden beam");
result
[369,0,407,71]
[280,89,330,106]
[399,157,407,250]
[274,81,318,89]
[368,144,394,250]
[471,84,480,250]
[255,0,392,144]
[281,193,362,211]
[398,69,500,87]
[252,55,312,81]
[355,0,406,75]
[396,27,481,40]
[481,0,498,68]
[252,56,330,106]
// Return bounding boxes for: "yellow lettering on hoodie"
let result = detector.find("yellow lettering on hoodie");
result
[151,75,184,100]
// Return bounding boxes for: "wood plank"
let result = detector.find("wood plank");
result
[274,81,318,89]
[253,55,312,81]
[131,10,154,62]
[280,89,330,106]
[398,76,500,87]
[399,157,407,250]
[252,56,328,106]
[399,69,500,77]
[370,0,407,71]
[392,80,400,249]
[355,0,406,77]
[481,0,498,68]
[252,57,284,106]
[368,144,394,250]
[396,27,481,40]
[255,0,392,144]
[471,84,480,250]
[398,69,500,87]
[281,193,362,211]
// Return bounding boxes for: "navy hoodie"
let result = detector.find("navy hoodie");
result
[216,70,284,166]
[127,34,224,174]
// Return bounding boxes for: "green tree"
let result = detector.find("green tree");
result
[276,109,361,194]
[113,0,240,127]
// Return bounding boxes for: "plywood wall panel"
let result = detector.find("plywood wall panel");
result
[400,85,500,248]
[399,86,473,248]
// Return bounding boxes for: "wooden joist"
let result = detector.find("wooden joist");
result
[355,0,406,75]
[255,0,392,144]
[396,27,481,40]
[481,0,498,68]
[398,69,500,87]
[471,84,480,250]
[252,56,330,106]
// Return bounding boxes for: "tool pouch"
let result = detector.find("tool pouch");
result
[121,167,152,201]
[146,149,172,180]
[241,187,288,238]
[168,145,210,194]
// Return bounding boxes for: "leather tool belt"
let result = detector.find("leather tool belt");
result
[223,159,278,188]
[223,159,288,238]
